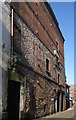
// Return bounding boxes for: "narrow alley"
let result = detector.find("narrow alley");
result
[33,104,76,120]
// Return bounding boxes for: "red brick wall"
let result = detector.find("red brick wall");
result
[12,2,66,118]
[18,2,64,67]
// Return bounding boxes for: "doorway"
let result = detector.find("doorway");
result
[54,99,57,113]
[57,92,60,112]
[61,94,63,111]
[7,80,21,120]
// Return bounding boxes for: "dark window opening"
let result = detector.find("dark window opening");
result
[44,104,46,112]
[46,58,50,71]
[58,74,60,84]
[55,56,59,67]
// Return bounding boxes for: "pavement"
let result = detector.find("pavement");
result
[33,105,76,120]
[43,107,74,118]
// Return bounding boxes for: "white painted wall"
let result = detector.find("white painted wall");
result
[0,2,3,116]
[0,1,10,113]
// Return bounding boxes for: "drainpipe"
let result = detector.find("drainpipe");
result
[11,8,14,56]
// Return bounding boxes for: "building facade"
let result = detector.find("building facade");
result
[70,84,76,102]
[2,2,66,119]
[66,82,70,109]
[0,2,10,119]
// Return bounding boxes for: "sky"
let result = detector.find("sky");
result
[50,2,74,84]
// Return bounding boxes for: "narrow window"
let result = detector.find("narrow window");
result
[58,74,60,83]
[56,56,58,66]
[46,58,50,71]
[44,104,46,112]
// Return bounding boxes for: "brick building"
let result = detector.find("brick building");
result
[7,2,66,119]
[70,84,76,101]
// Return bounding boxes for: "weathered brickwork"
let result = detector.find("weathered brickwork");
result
[12,8,64,117]
[13,2,64,66]
[10,2,66,119]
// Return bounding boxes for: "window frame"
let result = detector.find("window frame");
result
[45,57,50,72]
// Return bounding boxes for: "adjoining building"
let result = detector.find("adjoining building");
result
[1,1,66,119]
[66,82,70,109]
[0,2,10,119]
[70,84,76,103]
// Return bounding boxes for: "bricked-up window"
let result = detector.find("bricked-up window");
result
[46,58,50,71]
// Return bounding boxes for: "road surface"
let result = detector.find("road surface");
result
[33,104,76,120]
